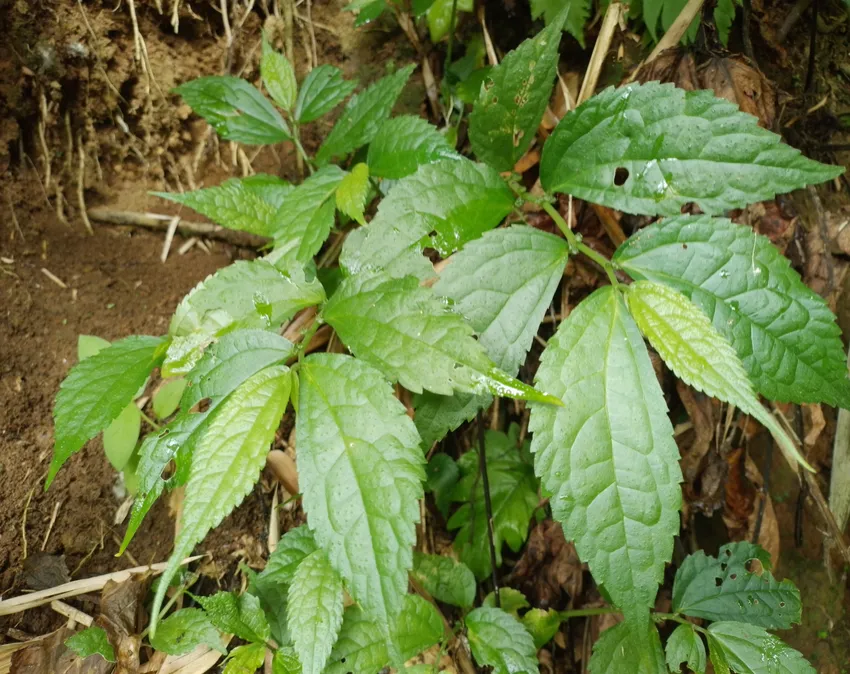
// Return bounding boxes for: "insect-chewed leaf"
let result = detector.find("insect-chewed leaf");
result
[175,75,291,144]
[614,215,850,408]
[671,541,801,629]
[530,287,681,617]
[335,162,370,225]
[294,64,358,123]
[261,35,297,111]
[153,178,284,238]
[411,552,476,608]
[665,624,706,674]
[323,595,443,674]
[624,280,812,472]
[150,365,291,635]
[65,626,116,663]
[269,165,346,269]
[367,116,460,179]
[448,424,539,579]
[530,0,589,46]
[465,606,538,674]
[316,65,415,165]
[540,82,844,216]
[340,158,513,274]
[469,12,565,171]
[150,608,225,656]
[287,550,344,674]
[223,643,267,674]
[588,621,666,674]
[169,260,325,339]
[50,335,167,487]
[706,622,814,674]
[323,270,559,403]
[297,354,424,630]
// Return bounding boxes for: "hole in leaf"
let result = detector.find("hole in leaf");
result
[680,202,697,214]
[730,573,737,580]
[614,167,629,186]
[780,602,786,608]
[745,559,764,575]
[714,577,723,587]
[161,461,175,481]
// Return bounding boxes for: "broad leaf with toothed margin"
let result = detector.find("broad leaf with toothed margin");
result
[262,35,297,111]
[665,624,706,674]
[529,287,681,619]
[412,552,476,608]
[150,365,291,636]
[175,76,290,144]
[50,335,166,487]
[706,622,814,674]
[588,621,666,674]
[367,116,459,179]
[296,354,424,630]
[323,270,560,403]
[540,82,843,216]
[294,65,357,123]
[531,0,589,46]
[624,281,811,471]
[614,215,850,408]
[150,609,224,656]
[469,12,565,171]
[465,606,538,674]
[335,162,370,225]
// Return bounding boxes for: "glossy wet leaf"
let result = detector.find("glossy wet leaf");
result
[103,402,141,471]
[197,591,271,644]
[540,82,844,216]
[530,0,589,46]
[411,552,476,608]
[288,550,344,674]
[294,64,358,123]
[367,116,459,179]
[65,626,115,662]
[625,281,811,471]
[262,35,297,111]
[530,287,682,619]
[665,624,706,674]
[324,270,559,403]
[340,158,513,274]
[150,366,291,635]
[50,335,166,487]
[297,354,424,629]
[150,608,224,656]
[588,621,666,674]
[153,379,187,419]
[465,606,538,674]
[614,215,850,408]
[706,622,814,674]
[316,65,415,165]
[335,162,370,225]
[175,76,291,144]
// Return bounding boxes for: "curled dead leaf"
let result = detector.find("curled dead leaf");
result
[510,520,584,608]
[698,57,776,129]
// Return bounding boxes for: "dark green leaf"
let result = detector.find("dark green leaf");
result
[588,621,666,674]
[665,623,706,674]
[65,626,116,662]
[465,606,538,674]
[714,0,741,46]
[150,608,224,656]
[540,82,843,216]
[197,591,271,644]
[706,622,814,674]
[530,0,589,46]
[240,174,293,209]
[414,392,490,450]
[425,452,460,517]
[367,116,459,179]
[411,552,476,608]
[294,65,358,123]
[175,75,290,144]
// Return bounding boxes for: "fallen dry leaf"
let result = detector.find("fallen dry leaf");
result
[9,627,112,674]
[699,57,776,129]
[510,520,584,608]
[803,403,827,448]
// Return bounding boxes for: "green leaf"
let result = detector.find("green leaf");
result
[587,621,666,674]
[540,82,843,216]
[297,354,425,629]
[65,626,116,663]
[367,116,459,179]
[324,595,443,674]
[483,588,531,615]
[294,65,358,123]
[448,424,539,580]
[466,606,538,674]
[288,550,345,674]
[316,65,415,165]
[223,642,267,674]
[706,622,815,674]
[346,0,388,26]
[530,0,589,46]
[468,14,564,171]
[182,329,294,409]
[613,215,850,408]
[103,402,141,471]
[272,648,302,674]
[169,260,325,338]
[153,379,187,419]
[262,35,297,111]
[425,452,460,517]
[414,392,490,450]
[426,0,473,42]
[521,608,562,649]
[270,165,346,268]
[529,286,681,618]
[335,162,370,225]
[714,0,741,46]
[323,270,559,404]
[671,542,801,629]
[241,173,294,209]
[341,158,513,275]
[50,335,166,487]
[197,591,271,644]
[411,552,476,608]
[153,178,280,237]
[77,334,110,361]
[150,366,291,636]
[175,75,291,144]
[643,0,663,41]
[665,623,707,674]
[150,608,225,656]
[624,280,811,471]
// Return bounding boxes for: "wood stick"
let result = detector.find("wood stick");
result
[578,2,624,104]
[629,0,706,82]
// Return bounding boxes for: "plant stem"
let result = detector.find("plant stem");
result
[140,409,161,430]
[557,606,620,620]
[291,124,314,175]
[477,410,501,607]
[295,319,321,363]
[653,612,708,634]
[445,0,460,72]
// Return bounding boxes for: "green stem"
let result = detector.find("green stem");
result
[653,612,708,634]
[291,124,314,175]
[140,410,161,430]
[557,606,620,620]
[296,319,321,363]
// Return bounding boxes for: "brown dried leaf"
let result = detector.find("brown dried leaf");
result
[96,573,150,674]
[803,403,827,448]
[636,50,699,91]
[511,520,584,608]
[698,58,776,128]
[22,553,71,591]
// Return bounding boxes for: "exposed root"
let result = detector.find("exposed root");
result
[37,89,52,190]
[77,134,94,234]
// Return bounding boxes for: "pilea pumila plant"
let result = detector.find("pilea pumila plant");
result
[50,12,847,674]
